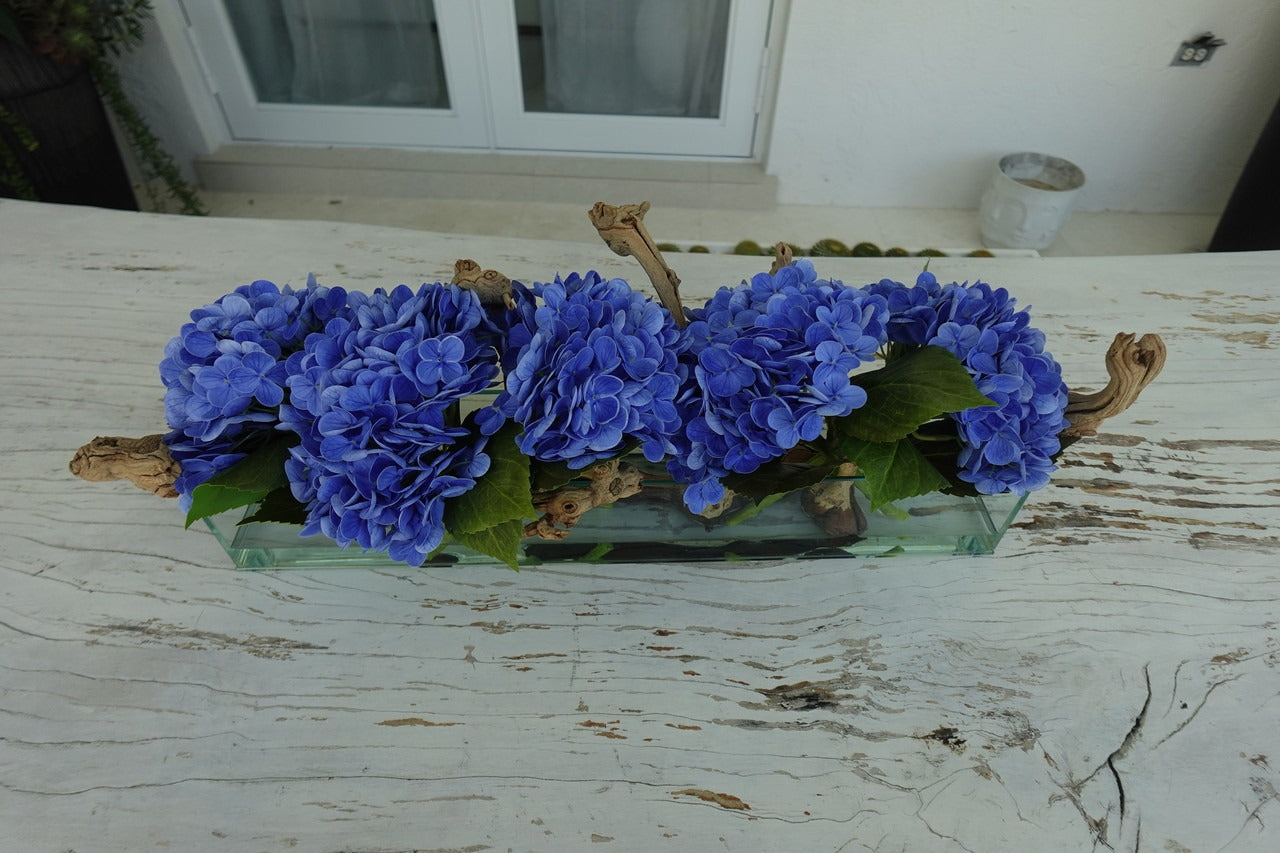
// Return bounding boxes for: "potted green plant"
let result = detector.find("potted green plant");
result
[0,0,204,213]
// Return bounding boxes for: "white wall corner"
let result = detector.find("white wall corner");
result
[112,1,230,185]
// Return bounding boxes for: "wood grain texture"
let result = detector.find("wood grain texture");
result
[2,199,1278,852]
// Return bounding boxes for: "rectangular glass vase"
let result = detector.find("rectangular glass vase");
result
[204,478,1027,569]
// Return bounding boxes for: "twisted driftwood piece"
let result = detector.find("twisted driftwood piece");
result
[69,434,179,498]
[769,242,795,275]
[451,258,516,309]
[1062,332,1166,438]
[524,459,644,540]
[588,201,687,326]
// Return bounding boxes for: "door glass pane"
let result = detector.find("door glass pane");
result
[515,0,730,117]
[223,0,449,108]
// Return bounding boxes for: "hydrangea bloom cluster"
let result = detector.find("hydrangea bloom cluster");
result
[865,271,1069,494]
[159,277,346,507]
[482,271,684,468]
[279,283,502,565]
[670,260,889,513]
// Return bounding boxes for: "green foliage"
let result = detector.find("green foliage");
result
[0,0,207,215]
[723,457,838,503]
[450,520,526,571]
[442,423,536,569]
[240,486,308,526]
[0,104,38,199]
[837,435,949,510]
[834,346,994,443]
[184,436,295,529]
[87,54,207,215]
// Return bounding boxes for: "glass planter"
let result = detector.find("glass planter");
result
[203,471,1027,569]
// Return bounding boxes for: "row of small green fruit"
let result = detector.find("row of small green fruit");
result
[654,238,995,258]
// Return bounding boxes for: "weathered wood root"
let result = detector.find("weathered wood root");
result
[1063,332,1167,438]
[801,463,865,536]
[524,459,644,540]
[69,434,180,498]
[451,258,516,309]
[588,201,687,326]
[769,242,795,275]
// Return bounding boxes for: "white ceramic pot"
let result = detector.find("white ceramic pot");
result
[978,152,1085,250]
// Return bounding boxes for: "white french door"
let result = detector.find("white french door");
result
[180,0,773,157]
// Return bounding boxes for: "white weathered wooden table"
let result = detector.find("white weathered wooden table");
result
[2,199,1278,852]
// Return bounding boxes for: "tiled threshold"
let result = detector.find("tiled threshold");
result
[195,143,778,209]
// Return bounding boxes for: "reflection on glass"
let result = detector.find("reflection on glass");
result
[224,0,449,108]
[516,0,730,117]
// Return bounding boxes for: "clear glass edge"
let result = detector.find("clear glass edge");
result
[202,482,1030,570]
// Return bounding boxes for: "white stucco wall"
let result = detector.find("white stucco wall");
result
[124,0,1280,214]
[765,0,1280,212]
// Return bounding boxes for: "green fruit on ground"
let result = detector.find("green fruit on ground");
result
[656,242,682,252]
[851,242,883,257]
[967,249,995,257]
[688,245,711,253]
[918,248,948,257]
[885,247,910,257]
[733,239,764,255]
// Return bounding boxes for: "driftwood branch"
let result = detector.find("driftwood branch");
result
[69,434,179,498]
[1063,332,1167,438]
[588,201,687,326]
[769,242,795,275]
[524,459,644,540]
[451,258,516,309]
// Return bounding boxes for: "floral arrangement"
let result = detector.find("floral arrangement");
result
[71,203,1165,568]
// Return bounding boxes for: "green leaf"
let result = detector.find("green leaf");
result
[839,436,949,511]
[184,436,295,528]
[722,457,838,504]
[528,439,640,492]
[529,458,578,492]
[836,346,995,443]
[904,420,981,497]
[0,11,24,48]
[451,519,525,571]
[443,422,536,536]
[240,486,308,526]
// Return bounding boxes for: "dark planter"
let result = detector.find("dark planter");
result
[1209,93,1280,252]
[0,39,137,210]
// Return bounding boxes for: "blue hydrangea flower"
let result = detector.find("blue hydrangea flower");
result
[669,259,889,512]
[865,271,1069,494]
[484,271,684,468]
[159,276,346,508]
[278,283,502,565]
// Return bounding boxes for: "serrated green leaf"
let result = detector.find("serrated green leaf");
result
[240,486,308,526]
[839,435,949,511]
[528,439,640,492]
[722,458,838,504]
[443,422,535,536]
[184,436,295,528]
[836,346,995,443]
[451,518,524,571]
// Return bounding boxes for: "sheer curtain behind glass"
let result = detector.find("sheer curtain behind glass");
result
[530,0,730,117]
[223,0,448,108]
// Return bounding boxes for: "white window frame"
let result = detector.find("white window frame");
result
[181,0,491,148]
[475,1,772,157]
[179,0,773,158]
